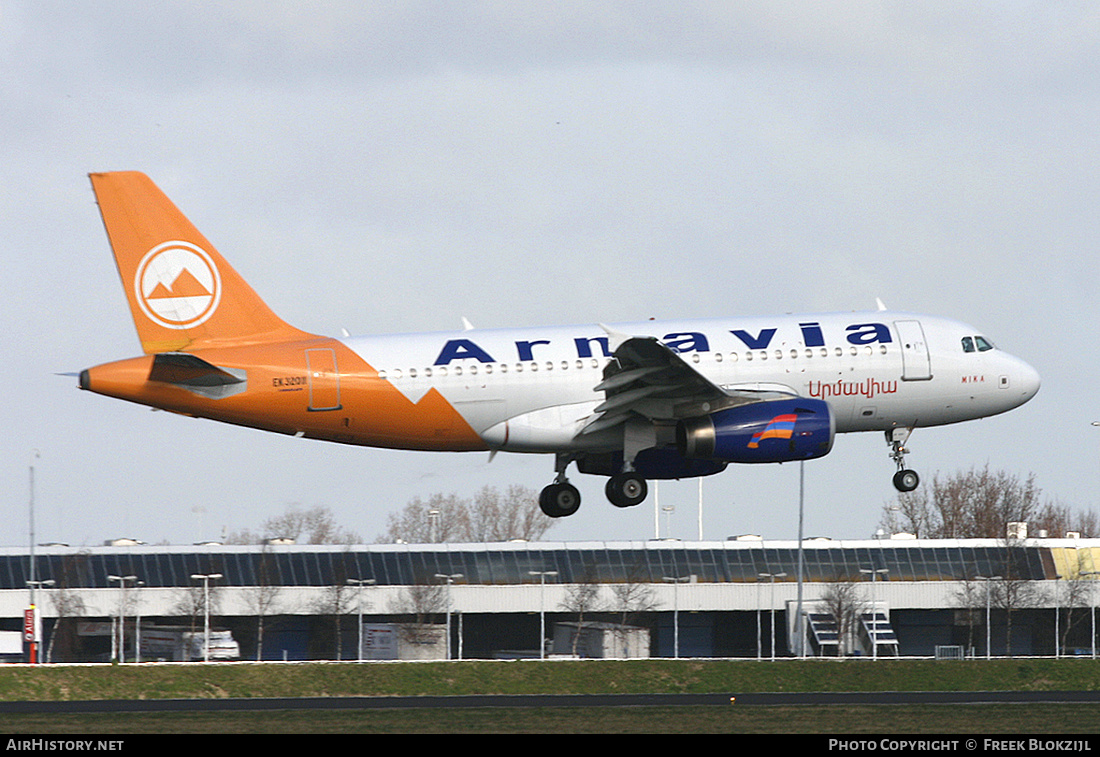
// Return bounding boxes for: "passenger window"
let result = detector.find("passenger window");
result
[962,337,975,353]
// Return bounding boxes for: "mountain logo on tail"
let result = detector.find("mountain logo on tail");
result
[134,241,222,329]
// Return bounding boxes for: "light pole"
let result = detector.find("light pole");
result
[528,571,558,659]
[1082,570,1099,659]
[663,575,691,658]
[758,572,787,661]
[347,578,376,661]
[975,575,1001,659]
[107,574,137,662]
[859,568,888,659]
[435,573,463,659]
[190,573,222,662]
[134,580,144,663]
[27,450,40,664]
[795,460,806,658]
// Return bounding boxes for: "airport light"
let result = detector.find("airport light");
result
[663,575,691,658]
[346,578,376,661]
[758,572,786,661]
[435,573,463,660]
[528,571,558,659]
[974,575,1001,659]
[107,575,137,662]
[190,573,223,662]
[859,568,888,659]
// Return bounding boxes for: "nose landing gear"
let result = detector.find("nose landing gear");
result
[887,427,920,493]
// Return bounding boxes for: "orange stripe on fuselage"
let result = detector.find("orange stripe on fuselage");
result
[80,338,487,452]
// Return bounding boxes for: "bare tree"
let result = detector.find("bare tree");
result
[381,492,466,544]
[227,504,360,545]
[1051,550,1096,655]
[308,550,360,660]
[171,582,223,637]
[45,586,85,664]
[819,579,869,657]
[378,485,557,543]
[242,545,282,661]
[880,466,1094,539]
[608,565,657,657]
[389,578,448,646]
[990,536,1047,657]
[1033,500,1100,539]
[45,551,90,663]
[559,565,603,656]
[952,577,985,654]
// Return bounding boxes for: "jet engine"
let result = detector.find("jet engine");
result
[676,398,834,463]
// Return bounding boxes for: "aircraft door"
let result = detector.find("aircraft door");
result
[894,320,932,381]
[305,348,342,411]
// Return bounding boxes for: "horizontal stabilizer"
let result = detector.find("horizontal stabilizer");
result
[149,352,245,388]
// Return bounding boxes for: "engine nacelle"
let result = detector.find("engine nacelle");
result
[676,398,834,463]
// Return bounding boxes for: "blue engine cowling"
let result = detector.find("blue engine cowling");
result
[676,398,834,463]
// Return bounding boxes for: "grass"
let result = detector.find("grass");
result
[2,658,1100,734]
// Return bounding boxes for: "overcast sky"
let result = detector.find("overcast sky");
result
[2,2,1096,548]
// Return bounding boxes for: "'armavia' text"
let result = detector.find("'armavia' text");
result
[432,322,894,366]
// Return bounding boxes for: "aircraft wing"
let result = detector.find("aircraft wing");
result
[579,333,798,436]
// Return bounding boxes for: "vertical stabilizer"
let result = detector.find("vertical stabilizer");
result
[89,171,310,354]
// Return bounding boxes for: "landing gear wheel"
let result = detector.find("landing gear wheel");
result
[892,469,920,493]
[539,482,582,518]
[606,473,648,508]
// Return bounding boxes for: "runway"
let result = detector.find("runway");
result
[2,690,1099,713]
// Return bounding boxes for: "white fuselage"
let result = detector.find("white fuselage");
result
[340,310,1040,454]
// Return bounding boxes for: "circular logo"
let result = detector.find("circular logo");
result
[134,241,222,329]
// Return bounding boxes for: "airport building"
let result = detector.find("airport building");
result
[0,534,1096,662]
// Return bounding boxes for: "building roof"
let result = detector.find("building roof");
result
[1,538,1096,589]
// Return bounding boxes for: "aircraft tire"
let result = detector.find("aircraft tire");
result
[606,473,648,508]
[892,469,920,493]
[539,483,582,518]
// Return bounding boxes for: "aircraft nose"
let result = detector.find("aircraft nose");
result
[1008,356,1041,404]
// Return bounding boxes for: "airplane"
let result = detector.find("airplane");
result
[78,171,1041,518]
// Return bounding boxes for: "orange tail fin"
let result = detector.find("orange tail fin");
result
[89,171,310,354]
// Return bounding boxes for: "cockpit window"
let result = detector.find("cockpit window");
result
[962,336,996,353]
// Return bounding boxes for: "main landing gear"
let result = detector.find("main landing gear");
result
[605,472,648,508]
[538,456,650,517]
[887,427,920,493]
[539,454,582,518]
[539,480,581,518]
